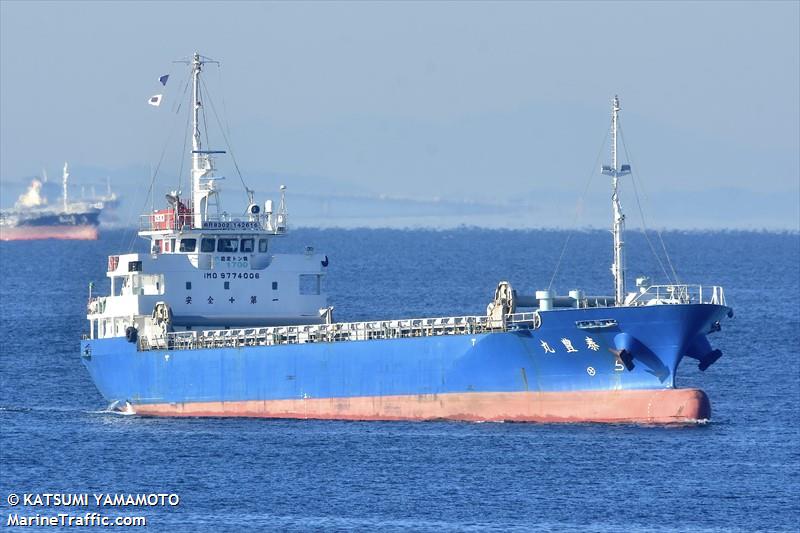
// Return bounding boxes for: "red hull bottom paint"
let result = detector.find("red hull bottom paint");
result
[0,225,98,241]
[134,389,711,424]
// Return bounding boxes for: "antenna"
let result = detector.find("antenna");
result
[601,96,631,306]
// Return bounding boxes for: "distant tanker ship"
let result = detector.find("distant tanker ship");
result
[0,163,112,241]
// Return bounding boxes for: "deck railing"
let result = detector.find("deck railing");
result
[139,312,541,352]
[139,214,194,232]
[628,284,726,306]
[135,287,726,352]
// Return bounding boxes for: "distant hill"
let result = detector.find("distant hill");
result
[2,165,797,230]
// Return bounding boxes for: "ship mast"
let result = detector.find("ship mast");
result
[601,96,631,306]
[191,53,202,182]
[189,52,221,229]
[62,162,69,213]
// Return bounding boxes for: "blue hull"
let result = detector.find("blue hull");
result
[80,304,729,422]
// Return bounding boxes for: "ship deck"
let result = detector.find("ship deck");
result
[140,312,542,352]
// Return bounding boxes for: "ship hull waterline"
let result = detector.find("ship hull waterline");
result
[132,389,710,424]
[0,225,98,241]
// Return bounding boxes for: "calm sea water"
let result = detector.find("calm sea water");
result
[1,229,798,532]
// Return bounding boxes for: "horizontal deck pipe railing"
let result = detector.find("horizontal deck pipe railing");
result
[139,312,542,352]
[134,287,726,352]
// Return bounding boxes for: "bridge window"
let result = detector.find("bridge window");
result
[128,261,142,272]
[217,238,239,253]
[180,238,197,252]
[201,238,215,253]
[258,239,268,253]
[241,238,254,253]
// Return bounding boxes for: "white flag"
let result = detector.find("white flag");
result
[148,94,163,107]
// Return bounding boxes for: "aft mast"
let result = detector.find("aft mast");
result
[137,51,291,239]
[601,96,631,306]
[189,52,223,229]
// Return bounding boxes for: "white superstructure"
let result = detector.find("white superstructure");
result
[86,52,329,341]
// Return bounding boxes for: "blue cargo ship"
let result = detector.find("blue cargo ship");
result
[80,53,731,423]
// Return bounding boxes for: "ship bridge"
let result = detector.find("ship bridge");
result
[85,52,329,342]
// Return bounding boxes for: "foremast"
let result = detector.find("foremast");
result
[602,95,631,306]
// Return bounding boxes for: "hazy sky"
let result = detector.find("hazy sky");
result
[1,1,798,229]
